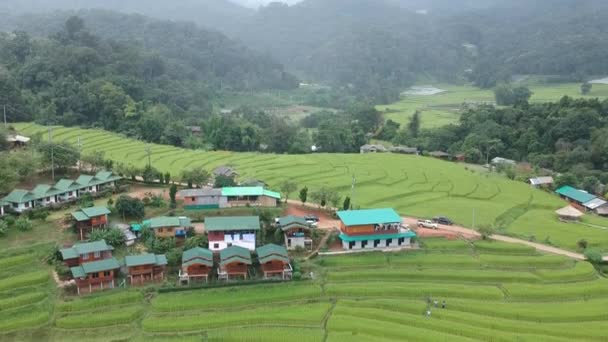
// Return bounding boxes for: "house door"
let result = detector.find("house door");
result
[349,241,355,249]
[386,239,392,247]
[361,240,368,248]
[374,240,380,248]
[287,239,292,248]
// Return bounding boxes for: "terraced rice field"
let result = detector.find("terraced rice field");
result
[14,123,608,252]
[0,239,606,341]
[377,83,608,127]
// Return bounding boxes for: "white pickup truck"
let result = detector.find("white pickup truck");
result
[417,219,439,229]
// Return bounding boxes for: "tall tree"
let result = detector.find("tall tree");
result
[408,111,421,138]
[280,181,298,203]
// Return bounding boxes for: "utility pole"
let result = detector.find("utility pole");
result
[48,127,55,181]
[350,174,357,210]
[76,137,82,172]
[145,145,152,167]
[3,105,6,128]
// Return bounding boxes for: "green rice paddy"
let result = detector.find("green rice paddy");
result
[2,239,605,341]
[377,83,608,128]
[14,122,608,252]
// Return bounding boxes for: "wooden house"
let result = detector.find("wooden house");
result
[144,216,191,239]
[179,247,214,284]
[278,216,314,250]
[72,207,111,240]
[60,240,118,295]
[220,187,280,208]
[256,244,292,280]
[205,216,260,251]
[555,186,603,212]
[337,208,416,250]
[529,176,554,188]
[218,246,251,281]
[125,254,167,286]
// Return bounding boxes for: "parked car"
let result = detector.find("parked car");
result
[432,216,453,225]
[417,219,438,229]
[305,215,319,227]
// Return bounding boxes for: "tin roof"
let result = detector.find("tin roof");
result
[204,216,260,232]
[339,231,416,242]
[256,244,289,264]
[337,208,401,226]
[221,187,281,200]
[555,186,596,204]
[144,216,191,229]
[219,246,251,266]
[583,198,608,210]
[529,176,554,186]
[278,216,311,230]
[177,188,222,198]
[60,240,113,259]
[182,247,213,267]
[125,254,167,267]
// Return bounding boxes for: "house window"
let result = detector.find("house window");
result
[12,203,18,208]
[46,197,50,201]
[398,238,405,245]
[68,192,73,196]
[386,239,393,247]
[158,228,163,233]
[213,243,219,249]
[348,241,355,249]
[92,273,99,278]
[94,251,100,258]
[103,271,111,277]
[190,197,196,202]
[374,239,380,247]
[82,253,89,260]
[24,202,30,208]
[228,243,233,247]
[361,240,368,248]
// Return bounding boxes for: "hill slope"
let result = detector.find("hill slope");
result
[15,123,608,252]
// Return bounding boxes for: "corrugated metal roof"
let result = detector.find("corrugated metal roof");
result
[60,240,113,259]
[278,215,310,229]
[182,247,213,266]
[221,187,281,200]
[583,198,607,210]
[145,216,191,229]
[81,257,120,274]
[337,208,401,226]
[529,177,554,186]
[219,246,251,266]
[125,254,167,267]
[555,186,596,204]
[177,188,222,198]
[256,244,289,264]
[204,216,260,232]
[339,231,416,242]
[3,189,34,204]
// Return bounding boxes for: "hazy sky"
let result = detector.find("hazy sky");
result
[234,0,301,8]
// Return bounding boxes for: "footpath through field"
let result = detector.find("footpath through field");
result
[287,200,608,262]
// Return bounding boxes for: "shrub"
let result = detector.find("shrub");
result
[477,225,495,240]
[292,271,302,280]
[584,248,603,264]
[2,215,16,226]
[89,228,125,247]
[577,239,588,250]
[15,217,33,232]
[0,220,8,236]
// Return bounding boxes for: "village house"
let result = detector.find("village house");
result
[221,187,280,208]
[278,216,314,250]
[529,176,554,188]
[218,246,252,281]
[143,216,192,239]
[2,171,121,213]
[256,244,292,280]
[6,134,30,148]
[0,200,5,216]
[179,247,214,284]
[213,166,238,179]
[177,188,222,209]
[72,206,111,240]
[429,151,450,159]
[205,216,261,251]
[337,208,416,250]
[555,186,606,212]
[491,157,516,166]
[389,146,419,155]
[186,126,202,135]
[60,240,119,295]
[360,144,387,154]
[125,254,167,286]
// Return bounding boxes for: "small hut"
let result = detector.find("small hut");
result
[218,246,252,281]
[555,206,584,222]
[256,244,292,280]
[179,247,214,284]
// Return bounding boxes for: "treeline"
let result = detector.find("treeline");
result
[390,96,608,194]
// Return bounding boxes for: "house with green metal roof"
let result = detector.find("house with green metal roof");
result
[220,186,280,208]
[60,240,114,267]
[256,244,292,280]
[72,206,112,240]
[70,257,120,295]
[1,171,121,213]
[278,216,314,250]
[205,216,260,251]
[143,216,192,239]
[125,254,167,285]
[218,246,251,280]
[555,186,604,212]
[180,247,214,284]
[337,208,416,251]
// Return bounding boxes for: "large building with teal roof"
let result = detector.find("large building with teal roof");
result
[336,208,416,250]
[177,186,281,210]
[2,171,121,213]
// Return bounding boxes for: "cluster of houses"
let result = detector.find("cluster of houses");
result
[555,185,608,220]
[0,171,121,214]
[60,239,292,294]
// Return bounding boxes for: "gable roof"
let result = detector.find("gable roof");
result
[54,179,81,191]
[256,244,289,264]
[529,176,554,186]
[221,187,281,200]
[31,184,63,198]
[177,188,222,198]
[75,175,95,186]
[144,216,191,229]
[72,206,111,221]
[214,166,238,177]
[71,257,120,278]
[219,246,251,266]
[204,216,260,232]
[60,240,113,259]
[125,254,167,267]
[94,171,121,182]
[3,189,35,204]
[278,216,311,230]
[583,198,607,210]
[556,186,597,204]
[337,208,402,226]
[182,247,213,267]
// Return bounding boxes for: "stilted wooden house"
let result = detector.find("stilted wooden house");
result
[278,216,314,250]
[256,244,292,280]
[143,216,191,239]
[179,247,214,284]
[206,216,260,251]
[125,254,167,285]
[337,208,416,250]
[72,206,111,240]
[60,240,119,295]
[218,246,251,281]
